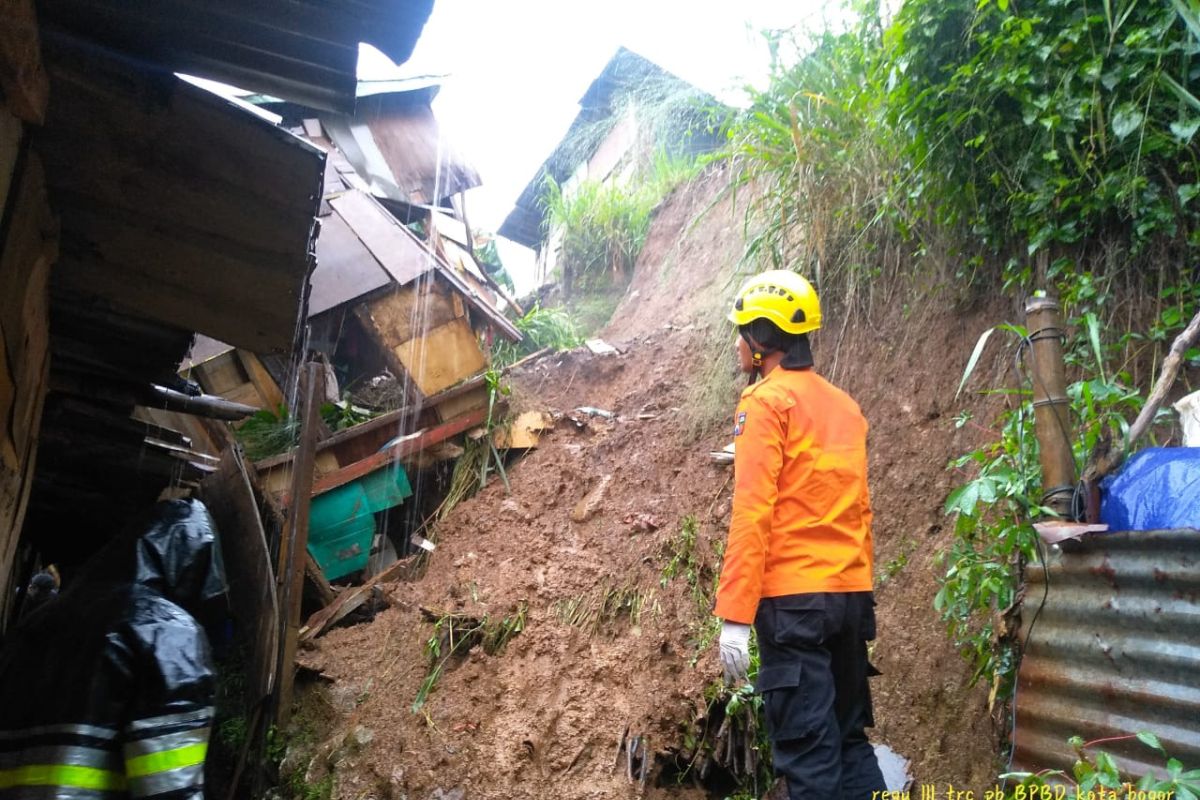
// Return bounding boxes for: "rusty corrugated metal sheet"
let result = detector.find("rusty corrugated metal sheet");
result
[35,0,434,112]
[1013,528,1200,779]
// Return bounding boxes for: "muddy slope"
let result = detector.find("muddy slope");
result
[293,171,1011,799]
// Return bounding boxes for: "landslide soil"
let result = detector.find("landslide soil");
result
[295,171,1015,799]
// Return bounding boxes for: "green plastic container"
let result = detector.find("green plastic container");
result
[307,465,412,580]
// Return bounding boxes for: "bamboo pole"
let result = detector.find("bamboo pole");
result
[1025,297,1077,518]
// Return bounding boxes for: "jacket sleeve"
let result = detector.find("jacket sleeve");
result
[714,390,785,624]
[121,599,216,800]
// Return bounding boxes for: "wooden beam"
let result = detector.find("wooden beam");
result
[298,556,416,643]
[254,373,497,471]
[273,363,322,726]
[305,551,337,608]
[0,0,48,123]
[307,406,488,499]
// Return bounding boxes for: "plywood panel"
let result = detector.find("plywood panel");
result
[237,351,284,411]
[359,282,460,349]
[434,385,488,423]
[309,209,392,315]
[262,451,340,498]
[329,190,433,287]
[195,351,246,396]
[393,318,487,397]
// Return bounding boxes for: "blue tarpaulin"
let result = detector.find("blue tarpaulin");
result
[1100,447,1200,531]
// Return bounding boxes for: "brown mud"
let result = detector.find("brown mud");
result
[293,171,1014,799]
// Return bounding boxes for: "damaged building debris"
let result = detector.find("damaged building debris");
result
[4,3,550,791]
[0,1,506,796]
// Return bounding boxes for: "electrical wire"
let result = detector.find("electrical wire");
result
[1001,324,1073,784]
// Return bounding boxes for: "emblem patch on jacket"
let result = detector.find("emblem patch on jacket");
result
[733,411,747,436]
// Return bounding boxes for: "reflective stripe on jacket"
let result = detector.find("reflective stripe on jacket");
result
[0,708,211,799]
[714,368,874,624]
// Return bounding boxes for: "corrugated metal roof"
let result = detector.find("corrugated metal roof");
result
[36,0,435,112]
[1013,528,1200,779]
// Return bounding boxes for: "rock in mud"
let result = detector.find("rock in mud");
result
[570,474,613,522]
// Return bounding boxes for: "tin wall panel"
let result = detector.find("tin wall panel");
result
[1014,528,1200,778]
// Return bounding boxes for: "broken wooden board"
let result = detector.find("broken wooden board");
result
[495,410,554,450]
[434,384,488,424]
[187,348,283,413]
[261,451,341,497]
[298,556,418,642]
[197,448,279,701]
[304,405,490,499]
[393,317,487,397]
[358,280,462,349]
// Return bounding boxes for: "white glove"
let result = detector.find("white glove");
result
[718,621,752,684]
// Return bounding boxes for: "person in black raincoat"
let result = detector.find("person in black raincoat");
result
[0,498,228,799]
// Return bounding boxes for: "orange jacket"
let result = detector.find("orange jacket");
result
[714,368,874,624]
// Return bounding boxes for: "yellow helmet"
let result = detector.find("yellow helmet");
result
[728,270,821,335]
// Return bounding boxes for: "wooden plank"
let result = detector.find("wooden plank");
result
[393,317,488,397]
[36,49,323,353]
[0,0,49,123]
[194,351,245,396]
[236,350,284,411]
[250,362,546,473]
[305,552,337,608]
[261,451,340,497]
[307,405,489,499]
[299,556,417,642]
[358,282,461,347]
[309,210,393,316]
[0,151,51,631]
[329,190,434,287]
[274,363,322,726]
[381,216,521,342]
[197,448,279,702]
[434,385,488,423]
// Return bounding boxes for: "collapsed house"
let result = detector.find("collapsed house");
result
[0,2,456,792]
[156,77,526,583]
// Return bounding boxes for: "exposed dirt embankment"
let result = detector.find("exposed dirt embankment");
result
[292,171,1014,799]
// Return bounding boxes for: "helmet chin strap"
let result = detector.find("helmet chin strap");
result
[741,331,772,385]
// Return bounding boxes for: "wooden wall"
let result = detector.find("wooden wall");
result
[0,105,55,629]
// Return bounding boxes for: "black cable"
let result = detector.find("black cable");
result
[1000,333,1055,786]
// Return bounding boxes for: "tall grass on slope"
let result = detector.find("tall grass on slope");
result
[491,304,582,368]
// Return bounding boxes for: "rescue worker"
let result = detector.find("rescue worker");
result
[0,498,227,799]
[715,270,886,799]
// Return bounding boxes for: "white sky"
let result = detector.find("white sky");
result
[360,1,839,230]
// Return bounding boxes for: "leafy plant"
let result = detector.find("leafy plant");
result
[235,404,298,461]
[318,399,373,431]
[541,173,658,294]
[669,639,773,796]
[1004,732,1200,799]
[659,515,724,660]
[885,0,1200,303]
[491,304,582,367]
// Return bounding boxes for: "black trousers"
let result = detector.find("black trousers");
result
[754,591,886,799]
